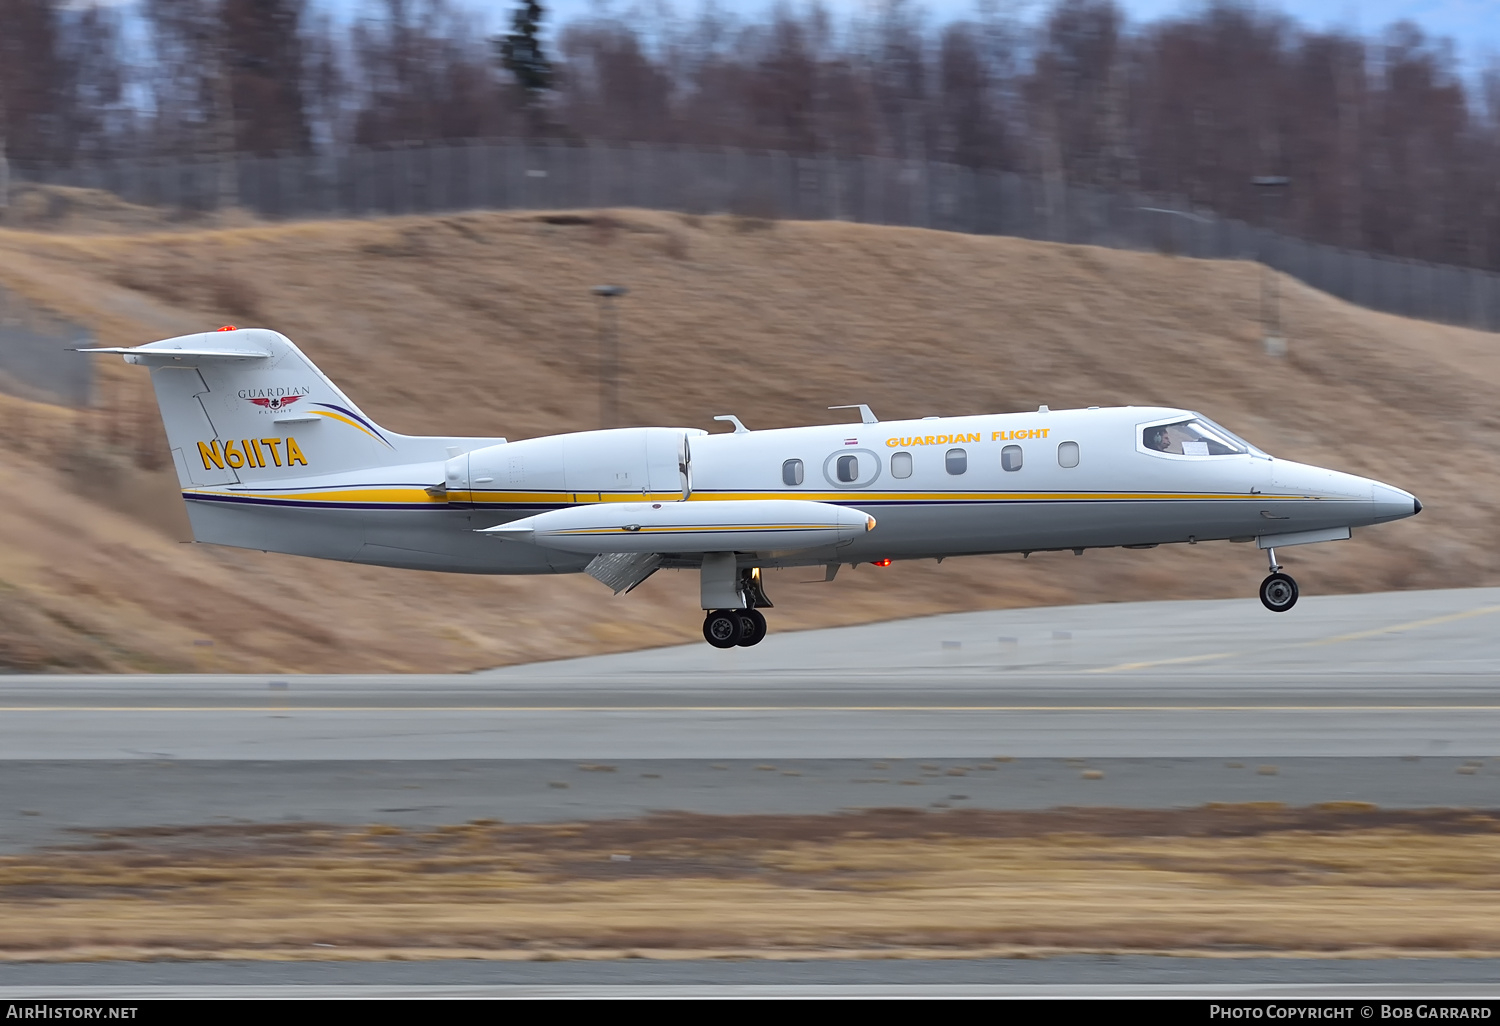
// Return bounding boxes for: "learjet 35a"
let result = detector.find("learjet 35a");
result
[83,328,1421,649]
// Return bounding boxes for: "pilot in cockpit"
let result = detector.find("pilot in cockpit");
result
[1145,425,1174,452]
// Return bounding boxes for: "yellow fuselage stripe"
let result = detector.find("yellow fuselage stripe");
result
[187,487,1331,506]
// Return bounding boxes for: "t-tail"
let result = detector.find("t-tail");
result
[79,327,504,563]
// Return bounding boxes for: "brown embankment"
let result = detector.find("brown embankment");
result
[0,197,1492,672]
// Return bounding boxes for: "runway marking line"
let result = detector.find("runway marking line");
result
[1084,652,1235,673]
[2,705,1499,713]
[1301,603,1500,647]
[1087,603,1500,674]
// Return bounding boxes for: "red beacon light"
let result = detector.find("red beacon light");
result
[872,558,892,567]
[216,325,237,332]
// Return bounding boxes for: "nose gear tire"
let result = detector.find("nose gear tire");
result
[1259,572,1299,612]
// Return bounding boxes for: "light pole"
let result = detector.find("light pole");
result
[592,285,628,428]
[0,123,9,215]
[1252,176,1290,356]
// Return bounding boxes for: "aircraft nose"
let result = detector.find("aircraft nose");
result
[1372,482,1421,522]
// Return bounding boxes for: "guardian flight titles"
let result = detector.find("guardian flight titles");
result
[885,427,1052,447]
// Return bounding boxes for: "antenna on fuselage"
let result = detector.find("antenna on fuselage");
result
[829,404,879,425]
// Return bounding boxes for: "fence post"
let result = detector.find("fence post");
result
[918,158,933,230]
[159,157,179,212]
[550,139,567,210]
[759,149,779,220]
[456,141,473,211]
[426,143,445,213]
[352,146,370,216]
[859,154,877,225]
[284,151,303,218]
[824,152,839,221]
[581,139,599,210]
[474,138,492,211]
[454,138,473,211]
[491,140,511,210]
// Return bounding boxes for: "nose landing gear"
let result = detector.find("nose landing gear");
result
[1258,546,1299,612]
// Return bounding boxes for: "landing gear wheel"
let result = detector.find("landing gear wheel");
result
[735,608,768,647]
[703,609,742,649]
[1259,572,1299,613]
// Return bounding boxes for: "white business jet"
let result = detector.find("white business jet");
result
[82,328,1421,649]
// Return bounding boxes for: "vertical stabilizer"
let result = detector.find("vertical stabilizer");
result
[80,328,491,487]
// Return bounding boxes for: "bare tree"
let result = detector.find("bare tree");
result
[222,0,314,156]
[0,0,66,166]
[8,0,1499,272]
[350,0,512,145]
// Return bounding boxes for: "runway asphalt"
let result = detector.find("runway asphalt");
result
[1,589,1497,760]
[4,955,1500,998]
[2,589,1498,994]
[4,756,1496,853]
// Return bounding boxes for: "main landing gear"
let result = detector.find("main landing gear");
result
[703,607,768,649]
[699,556,772,648]
[1259,546,1299,613]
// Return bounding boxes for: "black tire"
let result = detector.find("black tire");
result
[703,609,741,648]
[735,608,768,647]
[1259,572,1299,612]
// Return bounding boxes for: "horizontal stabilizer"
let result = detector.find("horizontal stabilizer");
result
[75,346,271,362]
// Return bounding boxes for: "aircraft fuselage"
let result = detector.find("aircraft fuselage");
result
[180,406,1416,575]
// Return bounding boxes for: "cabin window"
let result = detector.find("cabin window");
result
[1141,418,1250,456]
[945,448,968,475]
[891,451,913,479]
[1058,441,1080,468]
[1001,445,1023,472]
[782,459,804,486]
[836,454,859,483]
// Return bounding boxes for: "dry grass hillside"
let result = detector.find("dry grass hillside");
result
[6,805,1500,960]
[0,200,1494,673]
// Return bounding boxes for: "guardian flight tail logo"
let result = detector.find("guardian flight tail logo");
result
[248,394,302,411]
[240,386,311,412]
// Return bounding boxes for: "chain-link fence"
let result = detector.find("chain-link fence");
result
[15,140,1500,332]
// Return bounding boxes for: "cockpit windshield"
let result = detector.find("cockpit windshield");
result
[1141,418,1253,456]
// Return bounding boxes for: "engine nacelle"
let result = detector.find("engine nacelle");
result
[479,499,875,554]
